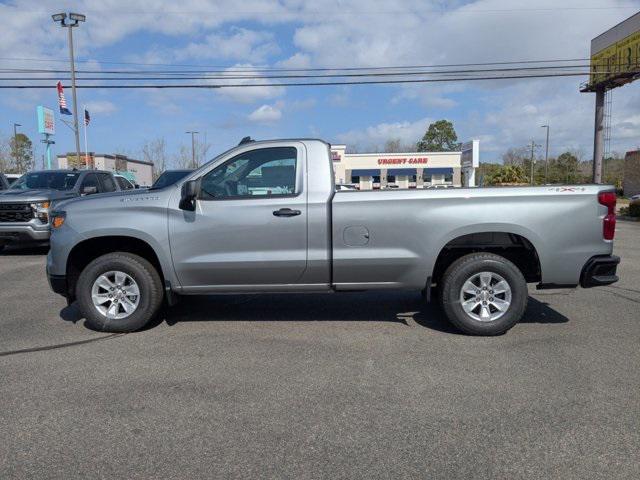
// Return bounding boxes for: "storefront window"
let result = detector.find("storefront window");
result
[372,175,381,183]
[351,175,360,184]
[444,173,454,183]
[424,174,432,184]
[387,175,396,183]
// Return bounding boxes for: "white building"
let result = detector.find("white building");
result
[57,153,154,187]
[331,144,477,190]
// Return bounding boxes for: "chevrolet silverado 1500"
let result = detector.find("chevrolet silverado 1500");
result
[0,169,121,250]
[46,139,620,335]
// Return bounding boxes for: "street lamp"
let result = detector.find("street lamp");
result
[13,123,21,166]
[186,131,199,169]
[52,12,86,164]
[541,125,550,184]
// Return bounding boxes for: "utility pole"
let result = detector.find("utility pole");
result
[12,123,21,167]
[186,131,199,169]
[592,87,605,183]
[52,13,85,164]
[529,140,536,185]
[541,125,549,184]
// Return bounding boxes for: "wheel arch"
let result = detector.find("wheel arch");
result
[66,235,170,302]
[430,226,543,287]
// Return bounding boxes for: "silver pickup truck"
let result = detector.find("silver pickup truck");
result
[46,139,620,335]
[0,169,122,250]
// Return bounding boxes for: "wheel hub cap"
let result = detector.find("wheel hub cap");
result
[91,271,140,320]
[459,271,512,322]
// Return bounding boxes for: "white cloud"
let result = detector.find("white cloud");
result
[84,100,117,115]
[335,117,432,151]
[248,104,282,123]
[176,28,279,62]
[215,64,285,104]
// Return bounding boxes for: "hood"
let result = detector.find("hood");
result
[0,189,78,203]
[57,186,171,211]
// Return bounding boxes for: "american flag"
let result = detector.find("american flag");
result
[84,109,90,126]
[56,81,72,115]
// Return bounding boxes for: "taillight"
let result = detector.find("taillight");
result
[598,191,616,240]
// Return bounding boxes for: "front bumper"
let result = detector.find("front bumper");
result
[47,269,69,297]
[580,255,620,288]
[0,223,50,244]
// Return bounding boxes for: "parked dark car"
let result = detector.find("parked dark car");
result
[0,169,121,250]
[0,173,9,190]
[151,169,193,189]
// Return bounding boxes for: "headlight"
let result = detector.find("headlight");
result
[30,201,51,223]
[50,210,66,229]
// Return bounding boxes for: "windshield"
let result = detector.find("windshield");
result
[10,172,80,191]
[151,170,191,189]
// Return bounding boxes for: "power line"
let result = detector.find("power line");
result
[0,71,616,89]
[0,64,598,81]
[0,57,592,72]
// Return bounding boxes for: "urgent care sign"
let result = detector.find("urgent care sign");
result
[377,157,428,165]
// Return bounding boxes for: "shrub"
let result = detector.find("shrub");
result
[629,202,640,217]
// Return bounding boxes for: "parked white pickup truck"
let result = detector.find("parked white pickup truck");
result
[47,138,619,335]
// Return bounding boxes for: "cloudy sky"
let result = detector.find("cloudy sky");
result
[1,0,640,167]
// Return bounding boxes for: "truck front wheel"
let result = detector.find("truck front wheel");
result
[76,252,163,332]
[440,252,528,335]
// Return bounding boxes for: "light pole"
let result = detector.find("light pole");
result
[529,140,536,185]
[186,131,199,169]
[541,125,549,184]
[52,12,85,164]
[12,123,21,166]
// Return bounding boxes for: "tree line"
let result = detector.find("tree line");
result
[0,121,630,189]
[375,119,627,188]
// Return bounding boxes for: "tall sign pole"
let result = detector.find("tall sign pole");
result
[52,13,85,164]
[37,106,56,169]
[592,88,605,184]
[67,23,81,163]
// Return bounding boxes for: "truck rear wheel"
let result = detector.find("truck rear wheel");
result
[440,252,528,335]
[76,252,163,332]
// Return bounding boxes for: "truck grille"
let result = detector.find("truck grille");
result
[0,203,34,223]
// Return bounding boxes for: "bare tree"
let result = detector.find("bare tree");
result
[174,144,193,169]
[141,138,168,180]
[0,134,13,172]
[502,146,529,166]
[384,138,402,153]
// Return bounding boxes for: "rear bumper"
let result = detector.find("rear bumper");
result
[580,255,620,288]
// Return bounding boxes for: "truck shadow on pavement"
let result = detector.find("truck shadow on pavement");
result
[0,245,49,256]
[61,292,569,335]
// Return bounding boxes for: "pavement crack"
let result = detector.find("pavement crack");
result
[0,333,125,357]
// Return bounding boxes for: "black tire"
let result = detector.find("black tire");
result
[76,252,163,332]
[440,252,528,336]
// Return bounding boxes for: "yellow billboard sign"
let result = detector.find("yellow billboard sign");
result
[589,12,640,88]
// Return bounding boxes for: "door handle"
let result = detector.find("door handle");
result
[273,208,302,217]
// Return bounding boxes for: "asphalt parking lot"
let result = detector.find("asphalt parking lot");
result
[1,222,638,479]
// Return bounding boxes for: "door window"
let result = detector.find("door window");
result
[81,173,100,194]
[98,173,117,192]
[200,147,297,200]
[115,176,134,190]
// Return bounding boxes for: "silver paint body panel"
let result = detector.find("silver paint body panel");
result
[48,139,614,295]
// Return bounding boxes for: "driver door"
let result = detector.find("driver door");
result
[168,144,308,290]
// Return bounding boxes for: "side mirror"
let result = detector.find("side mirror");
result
[179,180,198,211]
[82,185,98,195]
